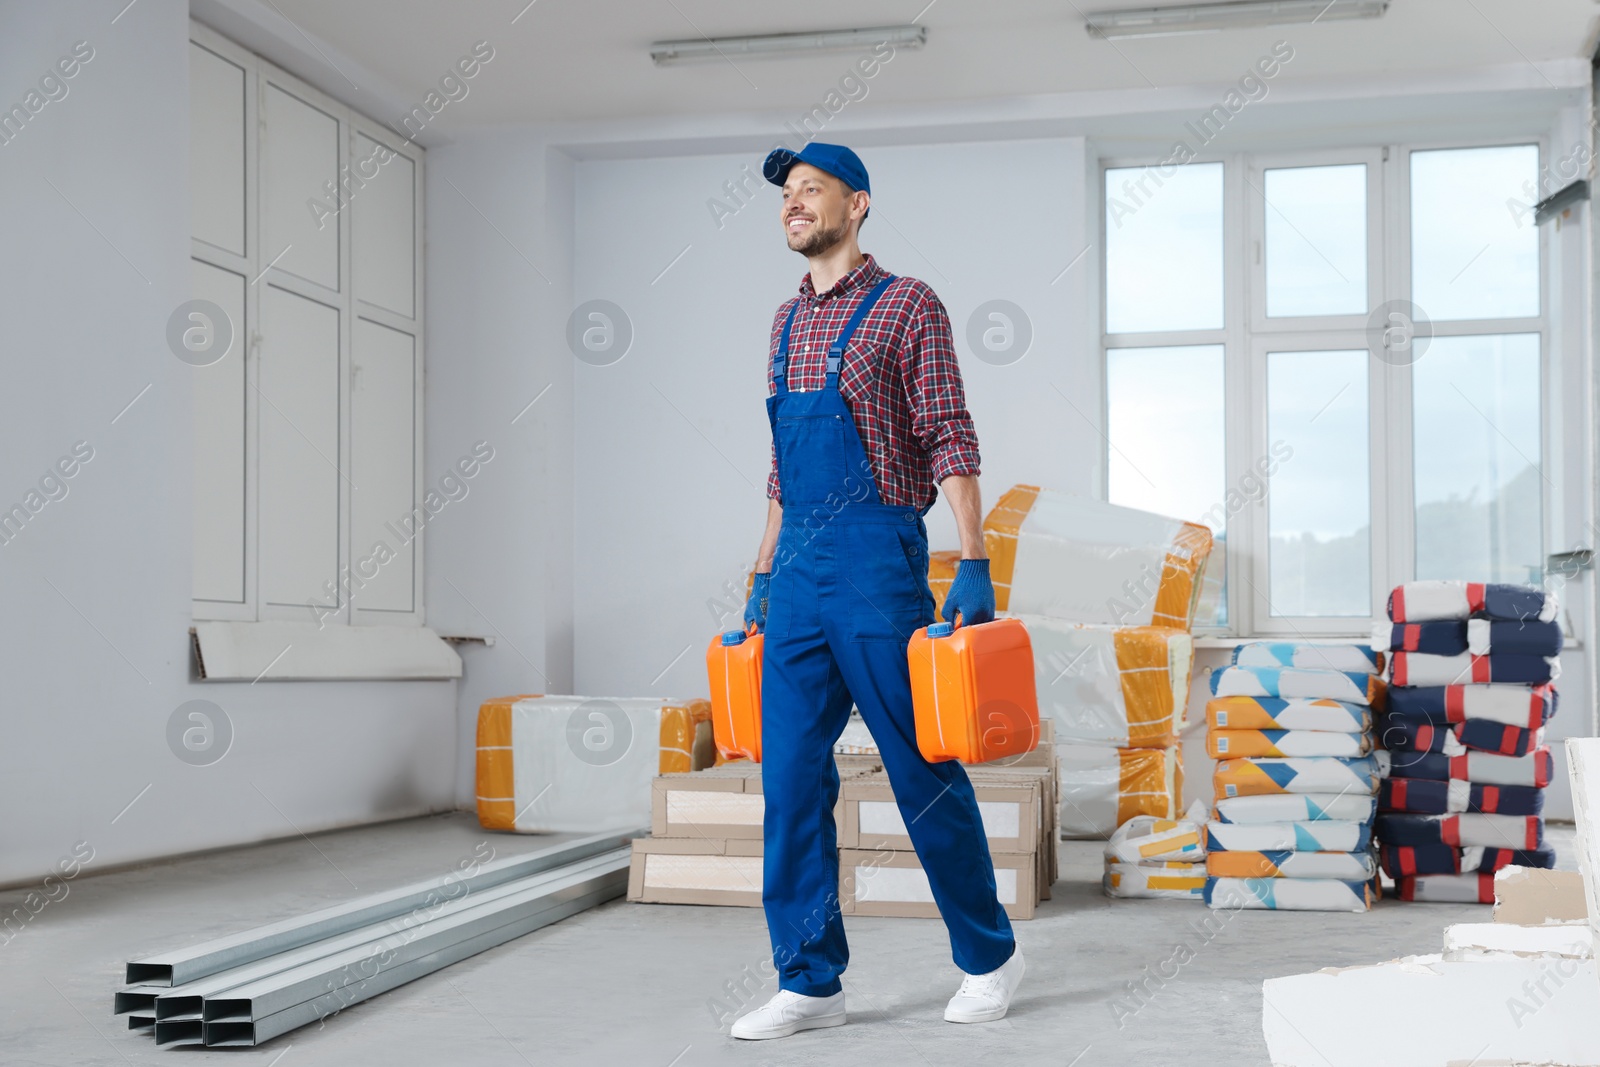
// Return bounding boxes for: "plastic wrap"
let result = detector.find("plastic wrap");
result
[1056,742,1182,839]
[981,484,1212,629]
[475,695,713,833]
[1022,617,1192,747]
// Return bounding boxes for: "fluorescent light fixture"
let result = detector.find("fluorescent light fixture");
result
[1085,0,1388,39]
[651,25,926,66]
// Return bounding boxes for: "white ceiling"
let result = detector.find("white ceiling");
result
[235,0,1598,129]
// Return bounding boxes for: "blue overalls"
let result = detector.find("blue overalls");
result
[761,274,1015,997]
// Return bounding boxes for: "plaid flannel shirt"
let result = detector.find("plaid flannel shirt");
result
[766,254,981,511]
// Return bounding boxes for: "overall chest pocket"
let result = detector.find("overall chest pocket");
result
[774,414,849,507]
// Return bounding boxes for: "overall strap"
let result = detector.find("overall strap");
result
[826,275,896,383]
[771,300,803,395]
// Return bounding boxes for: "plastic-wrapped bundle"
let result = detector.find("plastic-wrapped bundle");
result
[1057,743,1182,838]
[1213,756,1383,799]
[1386,580,1557,623]
[1376,619,1563,657]
[1205,877,1375,912]
[1377,747,1552,789]
[1213,793,1377,824]
[1104,806,1207,865]
[1206,850,1377,880]
[1392,873,1496,903]
[1104,861,1207,900]
[1207,729,1372,759]
[1389,651,1558,687]
[1379,843,1556,878]
[476,694,714,832]
[1206,820,1371,853]
[1374,812,1543,850]
[1210,665,1385,706]
[1378,715,1542,758]
[1387,683,1555,728]
[1022,617,1192,747]
[1233,641,1383,673]
[981,484,1213,629]
[1378,777,1545,816]
[1206,696,1370,734]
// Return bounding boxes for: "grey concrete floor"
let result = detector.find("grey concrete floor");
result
[0,814,1578,1067]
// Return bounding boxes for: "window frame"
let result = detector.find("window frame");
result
[1099,134,1553,637]
[188,20,427,630]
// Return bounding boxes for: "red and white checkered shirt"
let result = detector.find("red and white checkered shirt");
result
[767,254,981,511]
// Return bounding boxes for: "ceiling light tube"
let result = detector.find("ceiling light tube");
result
[1085,0,1388,39]
[651,25,926,66]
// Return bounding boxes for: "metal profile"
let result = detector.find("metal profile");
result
[124,828,639,986]
[201,849,629,1046]
[147,855,602,1023]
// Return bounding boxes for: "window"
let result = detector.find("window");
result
[1103,143,1547,633]
[189,24,425,628]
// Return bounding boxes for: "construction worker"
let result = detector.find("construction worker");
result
[732,142,1025,1041]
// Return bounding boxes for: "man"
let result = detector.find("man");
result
[730,142,1025,1042]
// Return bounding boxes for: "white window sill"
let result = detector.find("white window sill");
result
[190,621,462,681]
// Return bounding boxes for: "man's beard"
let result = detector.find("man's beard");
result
[788,216,850,257]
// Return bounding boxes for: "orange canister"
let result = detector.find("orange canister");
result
[908,617,1039,764]
[706,626,763,762]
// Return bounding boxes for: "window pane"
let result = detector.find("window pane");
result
[1264,164,1367,318]
[1413,334,1542,584]
[1106,162,1224,333]
[1107,345,1227,625]
[1267,350,1370,617]
[1411,145,1539,321]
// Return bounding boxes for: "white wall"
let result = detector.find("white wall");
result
[0,0,455,887]
[424,137,578,809]
[565,139,1094,697]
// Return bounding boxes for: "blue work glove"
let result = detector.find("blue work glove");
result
[941,558,995,627]
[744,572,772,632]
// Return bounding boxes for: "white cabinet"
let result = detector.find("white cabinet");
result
[189,21,424,629]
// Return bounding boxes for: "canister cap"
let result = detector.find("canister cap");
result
[721,630,747,646]
[926,622,954,638]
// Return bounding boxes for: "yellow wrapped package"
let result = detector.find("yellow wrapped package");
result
[983,485,1213,629]
[927,550,962,617]
[1022,617,1192,747]
[1057,742,1183,839]
[476,695,713,833]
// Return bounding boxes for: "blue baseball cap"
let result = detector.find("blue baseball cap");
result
[764,142,870,218]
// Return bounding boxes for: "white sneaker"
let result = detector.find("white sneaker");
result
[944,946,1025,1023]
[730,989,846,1040]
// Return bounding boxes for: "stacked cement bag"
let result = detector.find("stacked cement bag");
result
[1373,581,1561,903]
[951,484,1212,838]
[1102,801,1208,900]
[1203,644,1385,912]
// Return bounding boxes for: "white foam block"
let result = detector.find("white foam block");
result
[1263,954,1600,1066]
[1443,923,1592,961]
